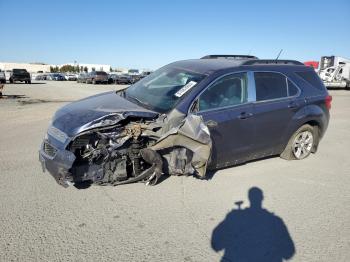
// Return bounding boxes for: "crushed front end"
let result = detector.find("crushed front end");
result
[39,111,212,188]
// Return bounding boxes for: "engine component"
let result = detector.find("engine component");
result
[128,138,143,176]
[140,148,163,185]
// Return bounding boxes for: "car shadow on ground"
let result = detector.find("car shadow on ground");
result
[0,94,28,99]
[211,187,295,262]
[327,87,349,91]
[6,82,46,85]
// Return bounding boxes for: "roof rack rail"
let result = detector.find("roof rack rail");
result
[242,59,303,65]
[201,55,258,60]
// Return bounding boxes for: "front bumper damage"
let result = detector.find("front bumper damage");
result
[39,113,212,187]
[39,144,76,188]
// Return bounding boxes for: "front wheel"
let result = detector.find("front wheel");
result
[280,124,317,160]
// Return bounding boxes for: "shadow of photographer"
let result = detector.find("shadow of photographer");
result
[211,187,295,262]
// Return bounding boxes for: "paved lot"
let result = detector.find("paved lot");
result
[0,81,349,262]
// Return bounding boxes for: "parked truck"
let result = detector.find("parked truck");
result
[318,56,350,89]
[9,69,31,84]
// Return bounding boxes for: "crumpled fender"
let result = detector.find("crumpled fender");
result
[150,114,212,178]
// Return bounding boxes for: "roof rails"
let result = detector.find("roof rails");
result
[242,59,303,66]
[201,55,258,60]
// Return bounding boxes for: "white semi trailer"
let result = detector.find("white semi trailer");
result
[319,56,350,89]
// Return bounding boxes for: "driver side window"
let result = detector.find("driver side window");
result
[198,72,248,111]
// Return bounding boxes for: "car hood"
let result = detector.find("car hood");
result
[52,91,158,137]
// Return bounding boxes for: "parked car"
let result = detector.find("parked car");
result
[35,74,49,80]
[51,73,66,81]
[0,70,6,84]
[4,70,12,82]
[39,55,331,188]
[130,74,142,83]
[77,73,88,83]
[115,74,133,84]
[9,69,31,84]
[85,71,108,84]
[108,73,119,84]
[65,74,78,81]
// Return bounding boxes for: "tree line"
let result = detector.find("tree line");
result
[50,65,88,73]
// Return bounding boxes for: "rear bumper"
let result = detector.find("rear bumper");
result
[39,141,76,187]
[12,77,31,81]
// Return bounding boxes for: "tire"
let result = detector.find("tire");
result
[28,80,31,84]
[10,78,13,84]
[280,124,317,160]
[92,79,96,85]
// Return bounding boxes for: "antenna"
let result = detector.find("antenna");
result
[275,49,283,61]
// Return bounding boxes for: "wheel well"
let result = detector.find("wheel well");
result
[303,120,321,136]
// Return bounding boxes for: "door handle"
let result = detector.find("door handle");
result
[238,112,253,120]
[205,120,218,128]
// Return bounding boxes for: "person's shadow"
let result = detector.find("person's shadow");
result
[211,187,295,262]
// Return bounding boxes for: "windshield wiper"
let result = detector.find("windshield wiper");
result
[127,95,150,109]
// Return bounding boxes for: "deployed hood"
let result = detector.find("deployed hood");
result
[52,91,158,137]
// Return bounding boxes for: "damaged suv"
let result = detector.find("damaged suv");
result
[39,55,331,188]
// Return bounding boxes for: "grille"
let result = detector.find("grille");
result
[43,141,58,158]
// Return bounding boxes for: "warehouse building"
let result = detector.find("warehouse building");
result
[0,62,51,73]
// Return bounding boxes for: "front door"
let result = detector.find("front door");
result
[195,72,255,168]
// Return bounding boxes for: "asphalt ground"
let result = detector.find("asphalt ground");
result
[0,81,349,261]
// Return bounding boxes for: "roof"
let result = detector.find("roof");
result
[169,58,305,75]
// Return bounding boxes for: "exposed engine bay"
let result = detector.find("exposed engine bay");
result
[69,119,163,186]
[41,112,212,188]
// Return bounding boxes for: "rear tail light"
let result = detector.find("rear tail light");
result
[325,95,332,110]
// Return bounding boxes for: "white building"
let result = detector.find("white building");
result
[0,62,51,73]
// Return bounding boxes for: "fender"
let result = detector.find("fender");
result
[281,104,328,152]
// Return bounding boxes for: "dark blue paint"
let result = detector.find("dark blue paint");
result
[175,59,330,167]
[45,58,330,169]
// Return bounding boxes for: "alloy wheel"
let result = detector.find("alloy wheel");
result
[292,131,313,159]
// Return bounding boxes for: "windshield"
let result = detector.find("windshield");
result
[13,69,27,73]
[125,66,206,113]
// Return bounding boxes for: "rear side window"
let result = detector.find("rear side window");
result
[287,80,299,96]
[254,72,288,101]
[295,71,324,90]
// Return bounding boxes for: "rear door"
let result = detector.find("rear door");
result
[252,71,303,157]
[195,72,255,168]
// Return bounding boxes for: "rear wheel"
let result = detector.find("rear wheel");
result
[10,78,13,83]
[280,124,316,160]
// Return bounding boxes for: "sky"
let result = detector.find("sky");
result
[0,0,349,70]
